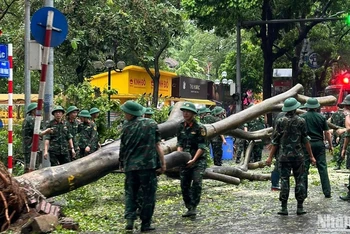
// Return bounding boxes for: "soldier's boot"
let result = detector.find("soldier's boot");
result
[125,219,134,230]
[340,192,350,201]
[182,207,197,217]
[277,201,288,215]
[141,222,155,233]
[296,202,306,215]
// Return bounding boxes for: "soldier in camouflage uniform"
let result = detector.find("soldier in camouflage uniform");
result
[301,98,333,198]
[77,110,99,158]
[119,100,166,232]
[266,98,316,215]
[177,102,207,217]
[66,106,80,160]
[144,107,154,119]
[22,103,51,172]
[89,107,101,149]
[247,104,265,162]
[210,106,227,166]
[44,106,76,166]
[330,104,349,170]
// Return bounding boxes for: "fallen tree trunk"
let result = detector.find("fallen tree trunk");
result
[16,147,190,198]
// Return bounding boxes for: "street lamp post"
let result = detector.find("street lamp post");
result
[215,71,233,109]
[104,59,126,128]
[104,59,115,128]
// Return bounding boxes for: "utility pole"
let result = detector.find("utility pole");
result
[42,0,54,168]
[24,0,31,109]
[236,22,242,112]
[44,0,54,123]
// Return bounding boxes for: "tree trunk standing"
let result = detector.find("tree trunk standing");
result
[152,75,160,106]
[260,0,275,126]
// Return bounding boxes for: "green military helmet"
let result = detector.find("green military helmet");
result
[51,105,65,115]
[121,100,145,117]
[26,102,38,114]
[66,105,79,115]
[282,97,301,112]
[89,107,100,115]
[197,106,207,115]
[180,101,197,114]
[78,110,91,118]
[212,106,225,116]
[304,98,320,109]
[340,94,350,107]
[144,107,154,115]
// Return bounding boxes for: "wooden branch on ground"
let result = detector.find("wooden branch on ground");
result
[209,166,271,181]
[238,141,255,171]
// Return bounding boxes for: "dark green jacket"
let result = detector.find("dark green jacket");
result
[44,119,72,154]
[271,112,309,162]
[177,119,207,159]
[119,117,161,172]
[301,110,329,142]
[78,121,99,151]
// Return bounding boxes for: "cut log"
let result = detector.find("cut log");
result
[204,169,240,185]
[210,166,271,181]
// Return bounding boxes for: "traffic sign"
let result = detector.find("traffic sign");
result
[0,44,8,60]
[307,52,320,69]
[0,61,10,78]
[30,7,68,47]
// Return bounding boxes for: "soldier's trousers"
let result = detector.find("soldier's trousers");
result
[211,141,223,166]
[250,143,263,163]
[279,160,306,202]
[124,169,157,225]
[49,151,71,166]
[304,141,331,197]
[180,159,207,210]
[271,159,280,188]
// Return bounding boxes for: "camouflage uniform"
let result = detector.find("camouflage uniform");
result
[66,118,80,159]
[210,115,224,166]
[119,117,161,230]
[301,110,331,198]
[247,116,265,162]
[330,109,349,169]
[271,112,286,189]
[22,114,35,170]
[77,121,99,158]
[45,119,72,166]
[271,112,309,207]
[177,119,207,212]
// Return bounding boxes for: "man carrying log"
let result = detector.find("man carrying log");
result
[177,101,207,217]
[266,97,316,215]
[119,100,166,232]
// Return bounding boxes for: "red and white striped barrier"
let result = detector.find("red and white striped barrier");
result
[29,11,54,171]
[7,44,13,174]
